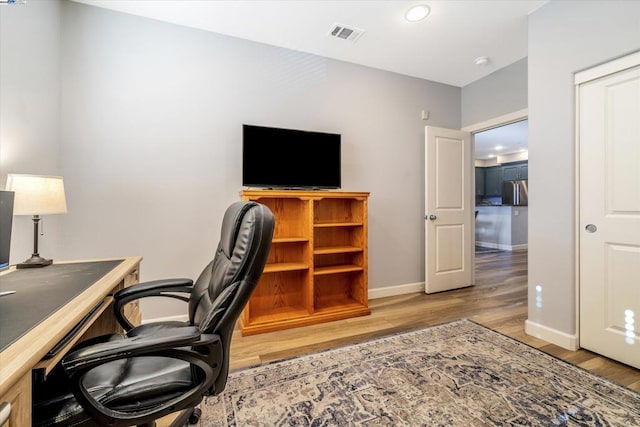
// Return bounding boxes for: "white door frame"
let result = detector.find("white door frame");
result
[461,109,529,134]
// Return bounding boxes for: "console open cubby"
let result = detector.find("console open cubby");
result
[313,272,367,314]
[245,270,311,325]
[239,190,370,335]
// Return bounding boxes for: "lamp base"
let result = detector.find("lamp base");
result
[16,255,53,269]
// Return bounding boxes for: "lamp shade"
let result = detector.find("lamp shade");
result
[5,174,67,215]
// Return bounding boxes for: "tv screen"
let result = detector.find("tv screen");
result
[242,124,341,189]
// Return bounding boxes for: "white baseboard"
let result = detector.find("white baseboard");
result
[476,242,528,251]
[147,289,576,351]
[368,282,424,299]
[525,319,578,351]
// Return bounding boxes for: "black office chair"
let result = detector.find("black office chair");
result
[33,201,274,427]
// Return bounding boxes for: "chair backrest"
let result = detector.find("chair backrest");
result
[187,201,274,393]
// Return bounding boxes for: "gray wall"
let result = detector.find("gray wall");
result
[461,57,527,127]
[17,1,633,333]
[0,0,64,263]
[527,0,640,335]
[55,1,460,319]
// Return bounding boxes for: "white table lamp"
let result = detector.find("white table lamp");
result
[5,174,67,268]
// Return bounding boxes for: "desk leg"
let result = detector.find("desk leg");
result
[1,373,30,426]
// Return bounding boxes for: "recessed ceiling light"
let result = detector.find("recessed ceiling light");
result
[495,145,504,150]
[474,56,490,66]
[488,154,495,158]
[405,4,430,22]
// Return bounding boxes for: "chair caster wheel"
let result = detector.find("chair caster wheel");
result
[188,407,202,425]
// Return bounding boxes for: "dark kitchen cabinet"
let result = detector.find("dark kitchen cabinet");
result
[475,168,485,196]
[484,166,503,196]
[502,161,528,180]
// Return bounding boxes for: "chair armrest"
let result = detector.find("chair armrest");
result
[113,278,194,330]
[62,328,221,426]
[114,278,194,299]
[62,326,206,371]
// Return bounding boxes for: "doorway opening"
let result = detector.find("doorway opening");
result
[462,109,529,259]
[472,119,528,255]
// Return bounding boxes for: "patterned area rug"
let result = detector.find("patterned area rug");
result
[200,319,640,426]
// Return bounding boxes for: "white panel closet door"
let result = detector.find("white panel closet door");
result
[578,53,640,369]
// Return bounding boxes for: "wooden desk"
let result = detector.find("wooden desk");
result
[0,257,142,426]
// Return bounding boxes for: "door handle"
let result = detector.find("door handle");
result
[585,224,597,233]
[429,215,437,220]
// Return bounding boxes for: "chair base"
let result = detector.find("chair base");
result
[167,407,200,427]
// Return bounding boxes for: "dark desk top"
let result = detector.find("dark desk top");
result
[0,260,123,352]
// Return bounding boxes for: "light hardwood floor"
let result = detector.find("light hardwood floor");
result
[229,249,640,392]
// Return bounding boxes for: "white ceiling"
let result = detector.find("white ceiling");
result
[72,0,537,158]
[474,119,528,160]
[72,0,548,87]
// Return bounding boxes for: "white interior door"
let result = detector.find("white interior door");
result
[577,53,640,369]
[425,126,473,293]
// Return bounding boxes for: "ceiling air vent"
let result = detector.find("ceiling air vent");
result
[328,23,365,42]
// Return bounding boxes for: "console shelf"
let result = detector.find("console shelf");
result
[314,222,363,227]
[240,190,370,335]
[313,264,363,275]
[314,245,363,255]
[263,262,309,273]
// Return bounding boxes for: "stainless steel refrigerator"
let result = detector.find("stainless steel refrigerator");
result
[502,180,528,206]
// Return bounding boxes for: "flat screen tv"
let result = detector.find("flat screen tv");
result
[242,124,341,189]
